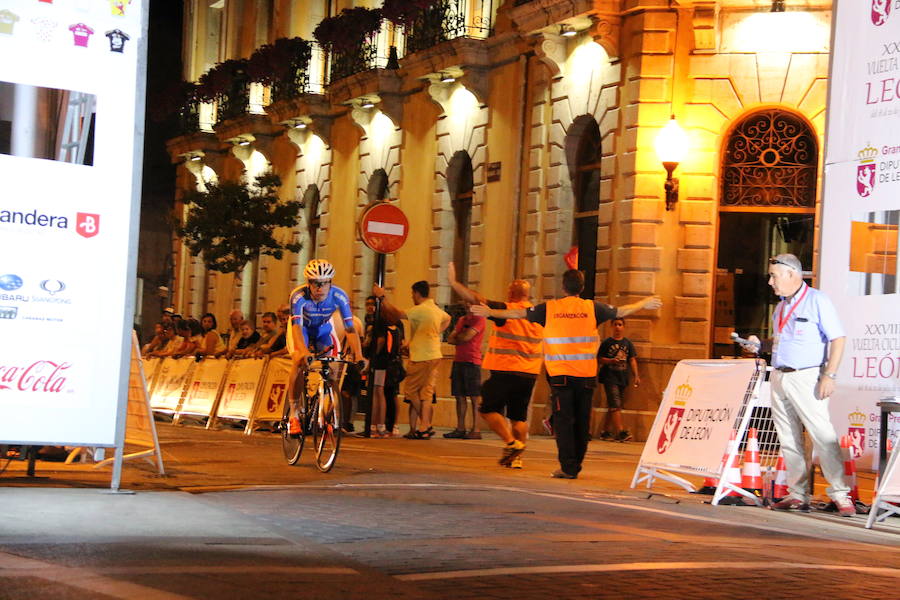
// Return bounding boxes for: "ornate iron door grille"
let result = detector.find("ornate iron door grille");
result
[721,110,818,209]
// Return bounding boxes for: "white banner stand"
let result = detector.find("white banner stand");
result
[866,444,900,529]
[90,334,165,475]
[631,359,768,506]
[0,1,149,493]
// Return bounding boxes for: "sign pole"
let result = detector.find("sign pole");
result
[358,201,409,439]
[364,252,387,438]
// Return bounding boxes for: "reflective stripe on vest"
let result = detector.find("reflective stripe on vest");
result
[543,296,599,378]
[482,300,544,374]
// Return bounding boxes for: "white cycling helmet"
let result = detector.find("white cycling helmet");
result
[304,259,335,281]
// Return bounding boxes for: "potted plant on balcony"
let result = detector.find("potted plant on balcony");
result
[247,37,312,101]
[381,0,435,27]
[313,7,383,51]
[196,58,250,121]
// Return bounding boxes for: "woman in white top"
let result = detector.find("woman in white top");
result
[200,313,227,357]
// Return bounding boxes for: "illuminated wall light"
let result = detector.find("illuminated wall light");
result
[361,99,375,109]
[189,155,202,162]
[440,72,456,83]
[294,121,307,129]
[237,139,251,146]
[654,115,689,211]
[727,11,827,53]
[560,25,578,38]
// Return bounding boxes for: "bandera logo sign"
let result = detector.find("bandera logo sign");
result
[0,209,100,238]
[0,360,71,393]
[872,0,894,26]
[657,379,692,454]
[857,144,878,197]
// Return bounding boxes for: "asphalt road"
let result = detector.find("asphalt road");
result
[1,423,899,599]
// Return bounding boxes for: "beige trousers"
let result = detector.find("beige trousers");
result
[770,368,849,502]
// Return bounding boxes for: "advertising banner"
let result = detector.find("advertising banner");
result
[215,358,266,421]
[253,357,291,423]
[637,360,762,474]
[142,356,162,393]
[177,358,228,419]
[0,0,147,446]
[149,358,194,413]
[821,0,900,471]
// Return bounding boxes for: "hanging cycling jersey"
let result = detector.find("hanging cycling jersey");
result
[289,284,355,352]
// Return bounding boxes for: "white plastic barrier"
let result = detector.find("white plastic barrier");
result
[631,359,769,506]
[248,357,292,431]
[175,358,230,423]
[149,358,196,414]
[213,358,268,425]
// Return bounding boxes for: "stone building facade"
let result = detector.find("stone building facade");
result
[165,0,833,437]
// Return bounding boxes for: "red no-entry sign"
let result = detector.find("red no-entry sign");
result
[359,202,409,254]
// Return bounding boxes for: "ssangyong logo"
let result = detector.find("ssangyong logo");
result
[857,144,878,197]
[873,0,892,26]
[0,360,71,393]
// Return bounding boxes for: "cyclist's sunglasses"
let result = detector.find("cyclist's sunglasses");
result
[310,280,331,288]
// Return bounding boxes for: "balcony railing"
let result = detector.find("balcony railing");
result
[216,81,251,123]
[328,21,403,82]
[405,0,493,55]
[177,99,217,134]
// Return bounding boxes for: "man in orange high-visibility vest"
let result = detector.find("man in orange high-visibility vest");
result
[448,262,543,469]
[473,270,661,479]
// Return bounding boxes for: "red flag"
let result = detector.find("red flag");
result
[564,246,578,270]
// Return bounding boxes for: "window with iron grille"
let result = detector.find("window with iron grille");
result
[721,110,818,209]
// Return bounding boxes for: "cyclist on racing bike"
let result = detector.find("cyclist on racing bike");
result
[288,259,366,435]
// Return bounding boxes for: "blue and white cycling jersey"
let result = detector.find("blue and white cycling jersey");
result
[289,284,355,352]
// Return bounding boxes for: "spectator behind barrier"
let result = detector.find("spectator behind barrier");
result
[173,319,204,357]
[141,323,165,356]
[199,313,227,357]
[255,312,287,358]
[229,320,261,359]
[224,309,244,354]
[148,324,183,358]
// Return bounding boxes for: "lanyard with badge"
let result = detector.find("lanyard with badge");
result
[773,284,808,356]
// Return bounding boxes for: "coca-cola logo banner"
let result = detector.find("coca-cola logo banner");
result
[0,361,72,393]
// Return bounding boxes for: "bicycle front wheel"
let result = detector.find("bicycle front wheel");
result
[281,392,304,466]
[313,385,341,472]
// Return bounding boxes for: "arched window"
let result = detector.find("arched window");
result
[303,184,320,257]
[447,151,474,287]
[721,110,818,208]
[571,117,601,299]
[367,168,389,203]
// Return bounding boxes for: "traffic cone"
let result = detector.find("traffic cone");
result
[840,435,860,504]
[717,430,745,504]
[695,430,737,495]
[772,450,789,501]
[741,427,763,497]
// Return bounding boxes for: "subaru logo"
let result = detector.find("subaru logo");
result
[40,280,66,295]
[0,274,23,291]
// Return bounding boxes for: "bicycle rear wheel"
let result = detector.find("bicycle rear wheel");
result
[313,385,341,472]
[281,392,305,465]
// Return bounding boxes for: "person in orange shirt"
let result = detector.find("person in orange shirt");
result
[448,262,542,468]
[472,270,661,479]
